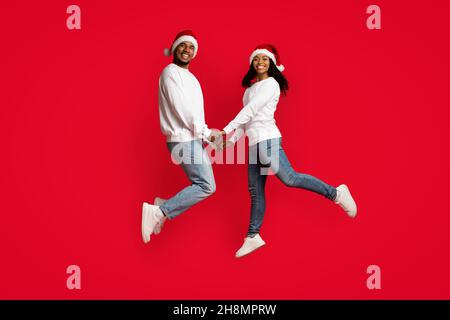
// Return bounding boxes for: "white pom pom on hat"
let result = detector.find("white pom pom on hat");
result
[164,30,198,58]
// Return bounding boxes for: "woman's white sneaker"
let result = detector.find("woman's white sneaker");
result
[141,202,163,244]
[153,197,167,235]
[335,184,357,218]
[235,234,266,258]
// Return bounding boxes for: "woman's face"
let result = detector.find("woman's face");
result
[252,54,270,76]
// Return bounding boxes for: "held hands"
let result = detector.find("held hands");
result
[219,140,235,152]
[208,129,223,145]
[208,129,233,152]
[208,128,234,151]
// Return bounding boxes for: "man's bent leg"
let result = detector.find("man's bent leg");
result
[159,140,216,219]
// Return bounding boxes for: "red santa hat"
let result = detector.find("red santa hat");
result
[164,30,199,58]
[249,44,285,72]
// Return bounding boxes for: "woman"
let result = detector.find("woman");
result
[219,44,357,258]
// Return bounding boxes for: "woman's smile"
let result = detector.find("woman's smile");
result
[253,54,270,80]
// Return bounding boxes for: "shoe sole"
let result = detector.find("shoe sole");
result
[236,243,266,258]
[338,185,357,218]
[343,185,357,218]
[141,202,150,243]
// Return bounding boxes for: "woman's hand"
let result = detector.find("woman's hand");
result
[217,140,234,152]
[213,139,234,152]
[208,128,223,143]
[223,140,235,149]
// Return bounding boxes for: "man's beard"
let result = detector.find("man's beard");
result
[174,55,190,66]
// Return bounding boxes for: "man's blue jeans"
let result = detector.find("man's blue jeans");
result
[247,138,337,236]
[159,139,216,219]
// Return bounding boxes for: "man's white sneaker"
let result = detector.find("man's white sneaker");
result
[153,197,167,235]
[235,234,266,258]
[141,202,163,244]
[335,184,357,218]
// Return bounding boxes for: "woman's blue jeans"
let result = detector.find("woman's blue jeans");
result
[247,138,337,236]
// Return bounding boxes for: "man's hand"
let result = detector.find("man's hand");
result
[208,128,223,144]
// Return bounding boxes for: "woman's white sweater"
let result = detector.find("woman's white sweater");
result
[224,77,282,146]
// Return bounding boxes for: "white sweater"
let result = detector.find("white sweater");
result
[158,63,211,142]
[223,77,282,146]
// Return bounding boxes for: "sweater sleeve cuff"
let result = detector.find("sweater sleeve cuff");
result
[223,125,234,135]
[229,135,238,143]
[203,127,212,140]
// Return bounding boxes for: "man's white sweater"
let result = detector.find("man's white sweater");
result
[158,63,211,142]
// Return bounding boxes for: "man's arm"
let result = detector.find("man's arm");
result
[159,70,195,131]
[161,70,218,143]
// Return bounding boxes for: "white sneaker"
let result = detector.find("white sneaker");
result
[235,234,266,258]
[153,197,167,235]
[335,184,357,218]
[141,202,163,244]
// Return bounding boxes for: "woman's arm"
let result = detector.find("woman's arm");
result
[222,79,279,135]
[228,124,245,143]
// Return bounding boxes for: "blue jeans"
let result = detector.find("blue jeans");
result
[159,139,216,219]
[247,138,337,236]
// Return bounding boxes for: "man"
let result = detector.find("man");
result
[141,30,222,244]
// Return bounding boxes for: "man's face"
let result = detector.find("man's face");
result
[173,41,195,67]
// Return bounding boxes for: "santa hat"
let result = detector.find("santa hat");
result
[164,30,199,58]
[249,44,285,72]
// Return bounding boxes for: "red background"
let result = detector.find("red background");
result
[1,1,449,299]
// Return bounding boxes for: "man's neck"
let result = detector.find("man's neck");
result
[173,60,190,70]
